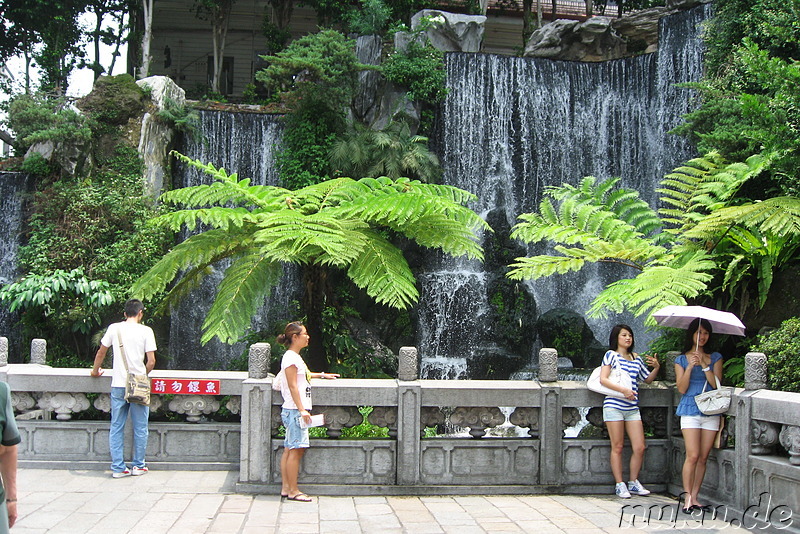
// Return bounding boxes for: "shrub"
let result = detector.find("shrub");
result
[382,41,448,106]
[752,317,800,392]
[6,93,91,155]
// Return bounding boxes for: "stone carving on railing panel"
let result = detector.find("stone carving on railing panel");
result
[367,406,397,438]
[225,395,241,415]
[420,406,445,436]
[449,406,505,438]
[168,395,221,423]
[586,407,608,437]
[751,420,780,455]
[316,406,362,438]
[562,407,580,433]
[11,391,36,412]
[509,407,539,437]
[271,405,282,436]
[640,407,668,438]
[93,394,163,413]
[37,392,90,420]
[779,425,800,466]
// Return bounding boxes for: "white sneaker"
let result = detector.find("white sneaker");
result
[628,479,651,496]
[131,466,149,476]
[112,468,131,478]
[615,482,631,498]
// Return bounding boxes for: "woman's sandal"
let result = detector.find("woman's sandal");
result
[286,493,313,502]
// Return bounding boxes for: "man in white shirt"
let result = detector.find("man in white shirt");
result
[91,299,157,478]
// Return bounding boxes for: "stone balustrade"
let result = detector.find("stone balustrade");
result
[0,337,798,518]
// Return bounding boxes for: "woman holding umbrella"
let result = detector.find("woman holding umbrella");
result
[674,318,724,513]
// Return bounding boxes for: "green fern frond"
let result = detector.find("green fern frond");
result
[346,229,418,309]
[686,197,800,240]
[200,253,284,344]
[153,207,256,232]
[507,255,586,280]
[588,251,716,319]
[130,228,250,301]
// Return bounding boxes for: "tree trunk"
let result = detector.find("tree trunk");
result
[301,264,330,372]
[270,0,294,29]
[140,0,154,79]
[210,2,232,94]
[522,0,533,47]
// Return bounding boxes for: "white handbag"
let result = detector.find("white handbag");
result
[694,374,732,415]
[587,363,632,398]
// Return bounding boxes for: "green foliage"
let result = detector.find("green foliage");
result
[0,267,113,336]
[256,29,366,112]
[752,317,800,392]
[382,41,448,106]
[78,74,146,125]
[6,93,91,155]
[131,151,489,346]
[20,153,56,177]
[276,99,343,188]
[329,118,441,181]
[508,154,800,322]
[345,0,392,35]
[155,97,202,141]
[339,406,390,438]
[261,19,291,54]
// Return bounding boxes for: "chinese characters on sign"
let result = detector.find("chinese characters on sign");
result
[151,379,221,395]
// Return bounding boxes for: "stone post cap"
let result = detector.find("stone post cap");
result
[398,346,419,381]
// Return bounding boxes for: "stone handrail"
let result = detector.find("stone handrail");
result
[1,337,798,521]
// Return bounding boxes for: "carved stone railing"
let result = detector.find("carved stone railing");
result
[1,336,798,516]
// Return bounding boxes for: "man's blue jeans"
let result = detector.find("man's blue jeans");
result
[109,387,149,472]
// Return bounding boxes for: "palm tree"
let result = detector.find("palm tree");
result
[131,151,489,369]
[506,151,800,322]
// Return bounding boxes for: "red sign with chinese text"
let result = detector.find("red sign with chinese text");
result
[151,378,221,395]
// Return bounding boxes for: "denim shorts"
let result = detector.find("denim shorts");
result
[281,408,310,449]
[603,406,642,422]
[680,414,721,431]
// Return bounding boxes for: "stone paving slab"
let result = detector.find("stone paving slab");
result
[12,468,760,533]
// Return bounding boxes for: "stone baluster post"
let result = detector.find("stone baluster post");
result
[239,378,273,484]
[744,352,767,390]
[30,339,46,365]
[248,343,270,379]
[0,337,7,366]
[397,346,421,485]
[538,348,558,382]
[398,347,418,381]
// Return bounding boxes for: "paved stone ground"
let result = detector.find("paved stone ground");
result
[13,468,757,533]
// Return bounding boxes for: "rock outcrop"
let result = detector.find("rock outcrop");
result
[524,0,710,61]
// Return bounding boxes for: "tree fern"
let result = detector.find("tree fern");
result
[508,152,798,320]
[131,151,487,346]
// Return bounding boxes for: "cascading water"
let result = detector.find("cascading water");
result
[0,172,33,360]
[423,5,710,378]
[168,109,300,370]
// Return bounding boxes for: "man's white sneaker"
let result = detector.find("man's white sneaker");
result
[628,479,651,496]
[112,468,131,478]
[131,466,149,476]
[615,482,631,498]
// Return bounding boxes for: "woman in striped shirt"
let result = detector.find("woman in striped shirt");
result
[599,324,660,498]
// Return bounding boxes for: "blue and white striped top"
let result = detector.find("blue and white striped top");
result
[602,350,649,411]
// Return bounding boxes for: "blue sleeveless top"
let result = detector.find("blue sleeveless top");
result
[675,352,723,417]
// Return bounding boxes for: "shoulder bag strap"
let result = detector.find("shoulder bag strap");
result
[116,328,132,373]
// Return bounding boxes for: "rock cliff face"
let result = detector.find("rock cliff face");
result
[524,0,710,61]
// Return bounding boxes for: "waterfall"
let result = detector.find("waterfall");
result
[425,5,710,377]
[168,109,300,370]
[0,172,33,360]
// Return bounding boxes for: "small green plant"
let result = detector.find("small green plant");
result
[155,97,202,141]
[752,317,800,392]
[0,268,113,337]
[339,406,390,438]
[346,0,392,35]
[382,41,448,106]
[20,153,56,177]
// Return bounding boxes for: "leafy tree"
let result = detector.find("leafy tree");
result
[329,118,441,182]
[256,29,369,187]
[345,0,392,36]
[83,0,130,80]
[193,0,236,93]
[131,151,489,370]
[506,152,800,322]
[0,268,113,357]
